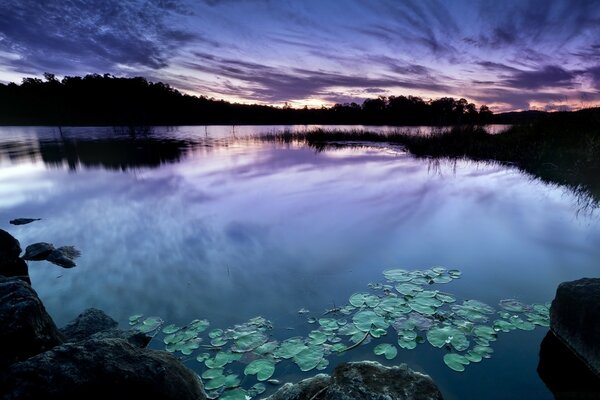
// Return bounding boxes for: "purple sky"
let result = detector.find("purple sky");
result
[1,0,599,111]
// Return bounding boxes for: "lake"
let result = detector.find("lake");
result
[1,125,598,399]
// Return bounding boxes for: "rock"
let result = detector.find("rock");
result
[60,307,151,348]
[60,308,118,342]
[46,246,81,268]
[537,330,600,399]
[0,257,30,284]
[0,276,63,369]
[9,218,41,226]
[0,338,207,400]
[0,229,21,260]
[22,242,55,261]
[550,278,600,376]
[264,374,329,400]
[264,361,443,400]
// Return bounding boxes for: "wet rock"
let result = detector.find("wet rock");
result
[46,245,81,268]
[0,338,207,400]
[22,242,55,261]
[9,218,41,226]
[0,257,30,284]
[264,374,329,400]
[264,361,443,400]
[0,276,63,369]
[537,330,600,399]
[60,308,151,348]
[550,278,600,376]
[0,229,21,260]
[60,308,118,342]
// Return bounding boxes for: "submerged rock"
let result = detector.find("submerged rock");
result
[0,276,63,369]
[537,330,600,399]
[22,242,55,261]
[550,278,600,376]
[9,218,41,226]
[46,246,81,268]
[0,338,207,400]
[264,361,443,400]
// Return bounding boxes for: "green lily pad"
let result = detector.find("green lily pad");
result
[205,351,242,368]
[293,346,325,371]
[309,330,328,345]
[398,338,417,349]
[318,318,339,332]
[448,269,461,278]
[443,353,470,372]
[204,374,226,390]
[316,358,329,371]
[349,292,380,308]
[376,297,410,315]
[161,324,180,334]
[436,293,456,303]
[383,269,413,282]
[244,359,276,381]
[223,374,241,389]
[232,331,268,352]
[208,329,223,338]
[255,341,279,355]
[196,353,210,362]
[395,283,423,296]
[374,343,397,360]
[331,343,348,352]
[499,299,527,313]
[432,275,452,284]
[407,301,436,315]
[473,325,497,342]
[353,310,388,332]
[471,345,494,358]
[210,337,228,347]
[137,317,162,333]
[248,383,266,396]
[219,389,247,400]
[427,325,470,351]
[508,315,536,331]
[128,314,143,325]
[369,327,388,338]
[492,319,515,332]
[274,338,307,359]
[202,368,224,379]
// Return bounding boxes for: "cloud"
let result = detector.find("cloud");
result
[0,0,195,75]
[502,65,577,90]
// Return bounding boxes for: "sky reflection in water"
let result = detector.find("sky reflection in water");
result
[0,126,598,400]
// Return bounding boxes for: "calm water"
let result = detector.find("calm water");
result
[1,125,598,399]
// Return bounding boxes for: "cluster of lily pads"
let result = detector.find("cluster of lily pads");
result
[129,267,550,399]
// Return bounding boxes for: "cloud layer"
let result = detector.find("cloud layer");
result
[0,0,599,111]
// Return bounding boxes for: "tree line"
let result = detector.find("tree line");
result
[0,73,493,126]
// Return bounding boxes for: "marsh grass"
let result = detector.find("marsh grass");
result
[257,109,600,206]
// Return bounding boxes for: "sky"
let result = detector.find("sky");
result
[0,0,599,112]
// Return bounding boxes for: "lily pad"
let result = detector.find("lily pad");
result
[161,324,180,334]
[499,299,527,313]
[427,325,470,351]
[219,389,247,400]
[244,359,276,381]
[349,292,380,308]
[374,343,397,360]
[274,338,307,359]
[443,353,470,372]
[353,310,388,332]
[232,331,268,352]
[308,330,328,345]
[137,317,162,333]
[205,351,242,368]
[473,325,497,342]
[248,383,266,396]
[383,269,413,282]
[492,319,515,332]
[255,341,279,355]
[202,368,224,379]
[395,283,423,296]
[294,346,325,371]
[318,318,339,332]
[508,315,535,331]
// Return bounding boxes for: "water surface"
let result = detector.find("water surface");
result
[0,125,598,399]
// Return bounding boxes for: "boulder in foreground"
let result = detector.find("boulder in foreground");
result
[264,360,443,400]
[550,278,600,376]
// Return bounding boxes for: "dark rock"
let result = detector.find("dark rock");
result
[22,242,55,261]
[0,229,21,260]
[264,374,329,400]
[264,361,443,400]
[0,338,207,400]
[0,257,30,284]
[60,308,118,342]
[538,330,600,399]
[60,308,151,348]
[46,246,81,268]
[9,218,41,226]
[0,276,63,369]
[550,278,600,376]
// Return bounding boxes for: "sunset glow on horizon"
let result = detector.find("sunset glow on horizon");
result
[1,0,599,112]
